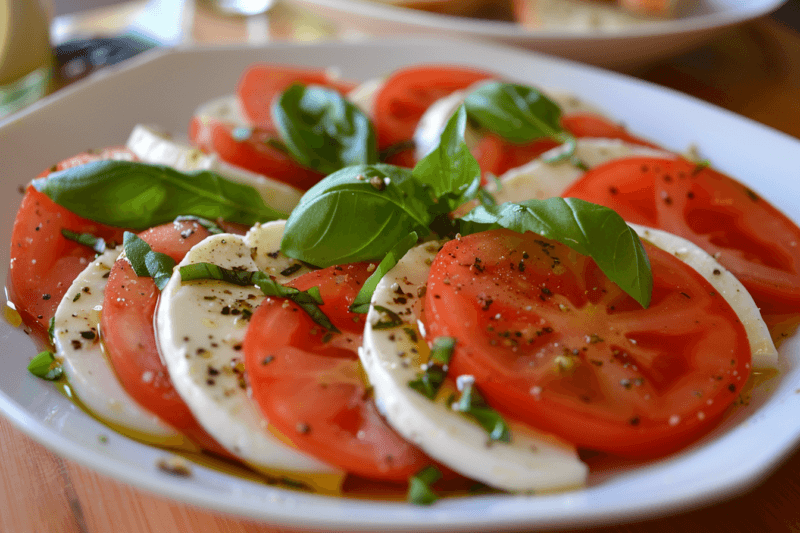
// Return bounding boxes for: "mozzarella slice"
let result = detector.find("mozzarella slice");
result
[347,77,383,116]
[156,220,344,492]
[413,84,607,161]
[360,242,588,492]
[53,248,186,446]
[126,123,302,215]
[631,224,778,369]
[490,138,674,204]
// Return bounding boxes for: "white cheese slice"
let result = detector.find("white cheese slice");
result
[156,220,344,491]
[490,138,674,204]
[53,248,185,446]
[126,122,302,215]
[631,224,778,369]
[347,77,383,117]
[360,242,588,492]
[413,84,607,161]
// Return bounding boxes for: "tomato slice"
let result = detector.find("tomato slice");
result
[188,115,323,190]
[237,64,356,129]
[424,229,751,457]
[101,221,230,456]
[373,65,494,151]
[243,263,431,481]
[7,148,135,338]
[563,157,800,327]
[472,113,658,179]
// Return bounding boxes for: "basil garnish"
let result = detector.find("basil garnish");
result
[28,350,63,381]
[173,215,224,235]
[407,466,442,506]
[408,336,456,400]
[178,263,339,333]
[349,232,419,314]
[273,84,378,175]
[281,164,433,267]
[459,197,653,308]
[123,233,176,291]
[452,378,510,443]
[464,81,577,161]
[61,229,106,253]
[371,305,404,330]
[33,160,287,230]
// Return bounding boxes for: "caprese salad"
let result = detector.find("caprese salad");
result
[8,62,797,504]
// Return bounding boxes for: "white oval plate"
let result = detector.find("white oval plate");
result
[1,39,800,532]
[293,0,787,68]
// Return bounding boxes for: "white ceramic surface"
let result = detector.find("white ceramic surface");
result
[1,40,800,532]
[293,0,787,68]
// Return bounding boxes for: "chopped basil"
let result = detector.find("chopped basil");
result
[47,317,55,344]
[173,215,224,235]
[458,197,653,308]
[429,336,456,365]
[123,232,176,291]
[28,350,63,381]
[178,262,339,333]
[408,336,456,400]
[407,465,442,505]
[452,378,510,443]
[272,84,378,174]
[61,229,106,253]
[32,160,287,230]
[349,232,419,314]
[371,305,404,330]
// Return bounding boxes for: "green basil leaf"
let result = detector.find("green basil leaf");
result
[32,160,287,230]
[429,336,456,365]
[281,165,434,267]
[459,197,653,308]
[408,365,447,400]
[28,350,63,381]
[61,229,106,253]
[47,317,55,344]
[178,263,338,332]
[464,81,565,144]
[407,466,442,506]
[123,232,176,291]
[452,378,510,443]
[349,232,419,314]
[371,305,404,330]
[173,215,224,235]
[411,105,481,211]
[272,84,378,174]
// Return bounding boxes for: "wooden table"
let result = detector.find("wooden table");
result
[3,3,800,532]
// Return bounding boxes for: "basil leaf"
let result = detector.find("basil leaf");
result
[281,165,434,267]
[371,305,404,330]
[452,378,510,443]
[429,336,456,365]
[349,232,419,314]
[33,160,287,230]
[408,337,456,400]
[48,317,55,344]
[464,81,565,144]
[123,232,176,291]
[28,350,63,381]
[174,215,224,235]
[61,229,106,253]
[407,466,442,506]
[273,84,378,174]
[459,197,653,308]
[178,263,338,332]
[411,105,481,212]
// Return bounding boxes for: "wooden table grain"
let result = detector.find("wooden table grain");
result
[3,3,800,532]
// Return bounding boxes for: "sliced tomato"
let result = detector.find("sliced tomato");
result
[563,157,800,327]
[188,115,323,191]
[237,64,356,129]
[424,229,751,457]
[472,113,658,179]
[243,262,431,481]
[372,65,494,151]
[101,221,229,456]
[7,148,135,338]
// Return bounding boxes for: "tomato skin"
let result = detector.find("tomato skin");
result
[373,65,494,151]
[243,263,431,481]
[472,113,658,179]
[7,148,135,337]
[237,64,356,129]
[101,221,230,456]
[424,229,751,457]
[188,115,323,191]
[564,157,800,327]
